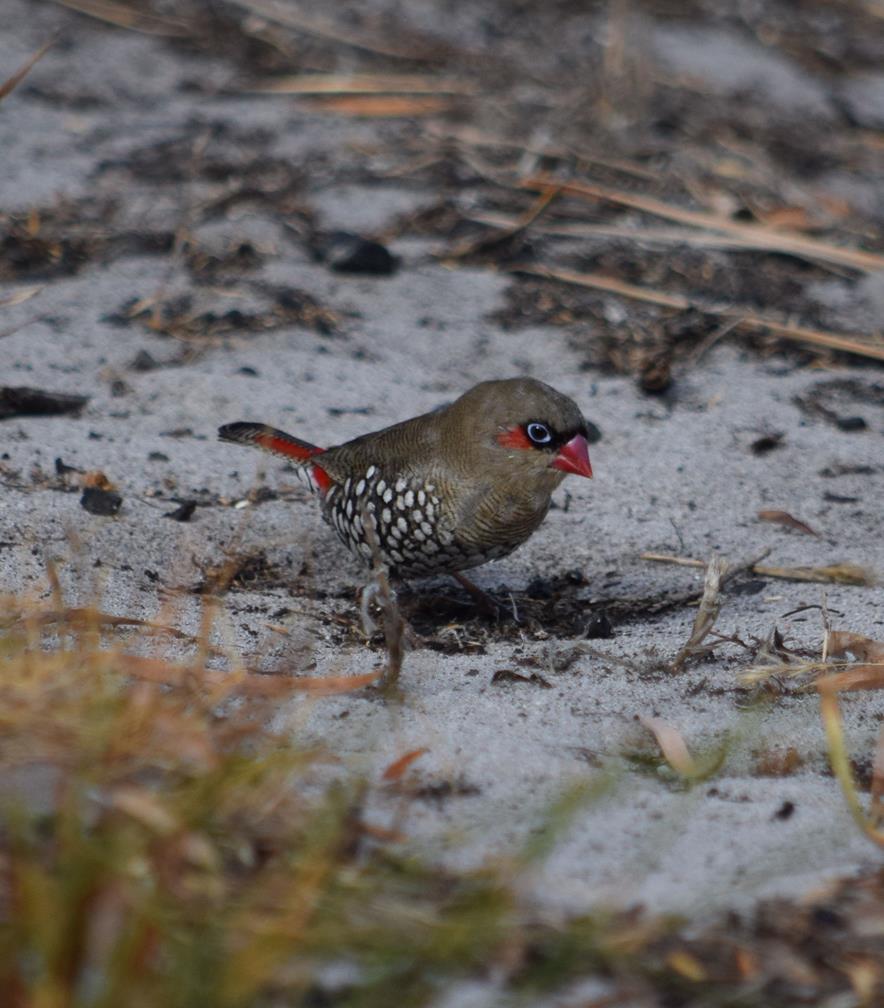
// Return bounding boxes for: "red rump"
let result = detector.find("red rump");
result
[250,430,332,493]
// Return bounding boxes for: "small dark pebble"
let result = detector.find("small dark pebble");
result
[774,800,795,820]
[81,487,122,516]
[238,366,259,377]
[584,419,602,444]
[327,405,373,417]
[148,451,169,462]
[130,349,159,372]
[164,500,196,522]
[811,905,843,928]
[823,491,860,503]
[584,611,613,638]
[526,577,553,599]
[835,415,867,431]
[110,379,130,397]
[251,486,278,504]
[0,386,89,420]
[750,432,784,455]
[55,457,82,476]
[638,357,672,395]
[818,463,875,477]
[317,231,398,275]
[491,668,552,688]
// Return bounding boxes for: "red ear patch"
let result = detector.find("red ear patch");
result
[496,426,532,450]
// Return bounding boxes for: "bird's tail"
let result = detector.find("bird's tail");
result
[218,422,325,462]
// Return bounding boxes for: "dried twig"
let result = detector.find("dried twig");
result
[672,556,729,671]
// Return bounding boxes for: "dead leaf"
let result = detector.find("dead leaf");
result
[638,716,697,776]
[382,748,429,781]
[758,510,819,536]
[815,666,884,692]
[826,630,884,663]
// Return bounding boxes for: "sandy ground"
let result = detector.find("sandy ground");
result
[1,0,882,929]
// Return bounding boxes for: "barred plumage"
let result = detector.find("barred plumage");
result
[219,378,593,579]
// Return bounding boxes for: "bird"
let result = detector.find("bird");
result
[218,378,593,584]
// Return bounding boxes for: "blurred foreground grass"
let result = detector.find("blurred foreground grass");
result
[1,589,881,1008]
[0,591,648,1007]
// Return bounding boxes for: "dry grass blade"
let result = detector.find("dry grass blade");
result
[304,95,455,117]
[248,73,474,95]
[641,554,875,587]
[465,214,855,256]
[672,556,729,671]
[754,563,876,586]
[520,175,884,273]
[872,728,884,826]
[517,265,884,363]
[50,0,187,36]
[518,264,691,310]
[640,553,705,568]
[740,659,873,687]
[638,716,697,776]
[742,317,884,362]
[757,510,819,536]
[382,748,429,781]
[0,39,53,103]
[5,605,195,641]
[819,684,884,847]
[445,187,559,259]
[230,0,443,60]
[0,286,42,307]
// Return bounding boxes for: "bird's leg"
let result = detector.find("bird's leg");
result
[451,571,511,621]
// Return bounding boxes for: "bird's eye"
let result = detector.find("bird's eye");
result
[526,422,552,445]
